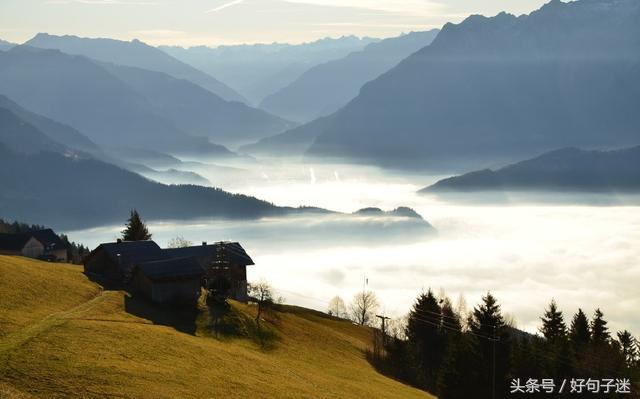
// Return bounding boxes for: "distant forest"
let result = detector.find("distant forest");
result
[367,290,639,398]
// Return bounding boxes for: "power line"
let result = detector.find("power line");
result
[409,307,498,329]
[274,286,499,330]
[408,313,499,342]
[271,286,634,372]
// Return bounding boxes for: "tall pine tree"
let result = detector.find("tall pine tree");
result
[617,330,638,368]
[121,209,152,241]
[539,299,571,378]
[406,289,444,392]
[569,308,591,347]
[467,292,510,399]
[590,308,610,347]
[540,299,567,343]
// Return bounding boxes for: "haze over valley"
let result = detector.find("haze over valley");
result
[0,0,639,396]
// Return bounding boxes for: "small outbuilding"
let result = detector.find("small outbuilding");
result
[131,257,203,304]
[0,229,67,262]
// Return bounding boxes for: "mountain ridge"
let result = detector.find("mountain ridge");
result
[0,94,99,153]
[98,61,295,146]
[160,35,379,105]
[293,0,640,171]
[422,145,640,193]
[259,30,439,123]
[0,46,230,155]
[25,33,246,103]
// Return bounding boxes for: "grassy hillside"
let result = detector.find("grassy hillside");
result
[0,256,432,399]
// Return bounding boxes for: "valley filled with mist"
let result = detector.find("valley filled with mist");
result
[1,0,640,396]
[69,157,640,335]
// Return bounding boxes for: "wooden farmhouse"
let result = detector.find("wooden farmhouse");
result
[83,240,165,281]
[83,240,255,305]
[131,257,204,304]
[0,229,67,262]
[163,242,254,302]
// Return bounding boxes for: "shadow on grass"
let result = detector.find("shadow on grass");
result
[84,272,125,291]
[197,302,280,351]
[123,293,198,335]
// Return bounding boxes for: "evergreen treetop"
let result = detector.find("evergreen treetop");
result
[469,292,505,338]
[540,299,567,343]
[590,308,611,346]
[121,209,152,241]
[569,308,591,347]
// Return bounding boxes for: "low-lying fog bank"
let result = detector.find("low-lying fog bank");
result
[72,158,640,336]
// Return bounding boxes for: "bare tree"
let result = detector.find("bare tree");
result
[328,296,347,318]
[248,280,274,324]
[386,316,408,340]
[167,236,192,248]
[350,291,379,326]
[456,293,469,330]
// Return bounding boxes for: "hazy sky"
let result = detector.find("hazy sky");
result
[1,0,549,47]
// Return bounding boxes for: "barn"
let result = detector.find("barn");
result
[163,242,255,302]
[83,240,164,281]
[83,240,255,304]
[0,229,67,261]
[131,257,203,304]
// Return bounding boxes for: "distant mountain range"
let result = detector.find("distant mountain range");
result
[260,30,439,123]
[0,142,291,229]
[0,46,222,155]
[0,39,15,51]
[99,62,294,146]
[0,45,291,153]
[0,94,98,154]
[0,106,70,156]
[0,107,303,229]
[160,36,378,106]
[25,33,245,103]
[422,146,640,193]
[239,115,332,156]
[265,0,640,171]
[0,98,433,231]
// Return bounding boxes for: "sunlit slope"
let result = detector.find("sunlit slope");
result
[0,256,432,399]
[0,256,100,338]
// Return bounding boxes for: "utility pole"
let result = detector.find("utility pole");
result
[374,314,391,362]
[492,325,496,399]
[375,314,391,345]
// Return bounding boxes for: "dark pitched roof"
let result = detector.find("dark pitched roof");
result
[0,233,30,251]
[163,242,254,266]
[0,229,65,251]
[85,240,165,273]
[30,229,66,249]
[135,257,204,282]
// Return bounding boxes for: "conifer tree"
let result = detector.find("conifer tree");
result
[406,289,444,391]
[590,308,610,346]
[540,299,567,343]
[121,209,152,241]
[437,336,476,399]
[617,330,639,368]
[469,292,506,340]
[441,296,461,332]
[539,300,572,378]
[569,308,591,347]
[467,292,509,399]
[436,296,469,399]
